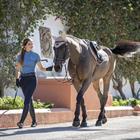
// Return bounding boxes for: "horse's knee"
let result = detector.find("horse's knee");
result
[76,94,83,104]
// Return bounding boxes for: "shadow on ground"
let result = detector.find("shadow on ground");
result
[0,125,107,137]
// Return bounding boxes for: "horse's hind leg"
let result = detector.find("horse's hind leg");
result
[92,80,103,126]
[95,76,111,126]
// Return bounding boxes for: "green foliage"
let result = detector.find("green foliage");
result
[112,98,140,107]
[0,0,50,96]
[33,99,54,109]
[47,0,140,83]
[0,96,54,110]
[112,99,120,106]
[129,98,140,107]
[0,0,140,97]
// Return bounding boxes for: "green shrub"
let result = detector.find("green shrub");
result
[119,99,129,106]
[0,96,54,110]
[112,99,120,106]
[112,98,140,107]
[129,98,140,107]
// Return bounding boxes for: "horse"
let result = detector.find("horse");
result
[53,34,140,127]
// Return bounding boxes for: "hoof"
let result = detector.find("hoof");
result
[72,121,80,127]
[102,118,107,124]
[95,121,102,126]
[80,122,88,127]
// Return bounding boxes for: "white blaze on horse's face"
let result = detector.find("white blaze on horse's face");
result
[54,42,65,48]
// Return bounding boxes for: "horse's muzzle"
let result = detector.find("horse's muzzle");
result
[54,65,62,72]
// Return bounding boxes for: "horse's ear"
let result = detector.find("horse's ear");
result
[60,31,67,40]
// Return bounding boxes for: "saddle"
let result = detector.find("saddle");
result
[81,40,107,64]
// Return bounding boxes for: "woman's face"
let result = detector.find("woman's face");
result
[24,41,33,52]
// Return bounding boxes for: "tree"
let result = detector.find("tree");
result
[112,72,127,100]
[0,0,49,97]
[47,0,140,97]
[1,0,140,97]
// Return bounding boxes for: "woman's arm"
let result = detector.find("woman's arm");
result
[37,62,53,71]
[37,62,46,71]
[15,62,21,79]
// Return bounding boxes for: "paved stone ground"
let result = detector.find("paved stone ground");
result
[0,116,140,140]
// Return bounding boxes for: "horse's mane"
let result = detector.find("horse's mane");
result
[66,35,82,43]
[66,35,90,47]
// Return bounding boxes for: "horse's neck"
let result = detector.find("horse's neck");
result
[66,36,82,64]
[69,44,81,65]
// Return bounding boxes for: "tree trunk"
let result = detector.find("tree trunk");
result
[0,83,4,97]
[117,85,126,100]
[130,81,137,99]
[113,78,126,100]
[137,88,140,99]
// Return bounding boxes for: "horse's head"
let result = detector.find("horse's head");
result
[53,36,69,72]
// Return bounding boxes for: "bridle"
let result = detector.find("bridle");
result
[53,41,69,64]
[52,41,72,83]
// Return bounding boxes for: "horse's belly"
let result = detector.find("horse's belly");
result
[92,60,110,80]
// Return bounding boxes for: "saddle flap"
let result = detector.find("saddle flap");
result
[98,49,109,62]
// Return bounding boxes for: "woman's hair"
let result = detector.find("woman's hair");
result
[20,38,31,65]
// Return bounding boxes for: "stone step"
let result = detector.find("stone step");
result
[0,106,135,128]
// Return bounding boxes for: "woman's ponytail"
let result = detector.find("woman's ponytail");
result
[19,38,31,65]
[20,47,26,65]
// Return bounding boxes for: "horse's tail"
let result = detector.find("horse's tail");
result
[111,40,140,56]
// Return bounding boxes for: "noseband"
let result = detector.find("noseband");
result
[54,41,68,63]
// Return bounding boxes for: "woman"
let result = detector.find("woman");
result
[15,38,53,128]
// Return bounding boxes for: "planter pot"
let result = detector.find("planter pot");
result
[134,105,140,111]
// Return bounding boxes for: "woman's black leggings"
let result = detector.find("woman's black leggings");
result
[19,75,37,123]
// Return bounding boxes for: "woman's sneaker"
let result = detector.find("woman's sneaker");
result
[17,122,23,129]
[31,122,37,127]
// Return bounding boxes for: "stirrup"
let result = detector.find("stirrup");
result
[97,55,103,64]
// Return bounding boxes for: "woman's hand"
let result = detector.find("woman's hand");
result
[37,62,53,71]
[46,66,53,71]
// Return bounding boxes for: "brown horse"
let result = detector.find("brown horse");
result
[53,35,140,127]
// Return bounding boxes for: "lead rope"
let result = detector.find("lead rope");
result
[62,64,72,84]
[49,63,72,84]
[41,59,72,84]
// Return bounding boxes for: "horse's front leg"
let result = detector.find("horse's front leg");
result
[73,79,91,127]
[80,98,88,127]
